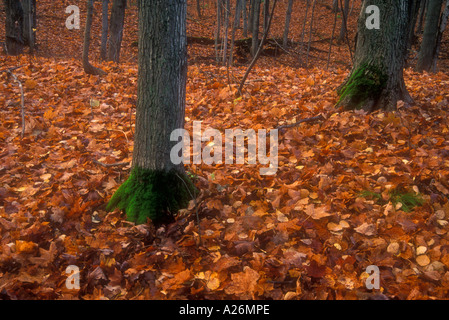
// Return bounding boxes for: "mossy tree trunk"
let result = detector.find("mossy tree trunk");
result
[337,0,414,112]
[107,0,196,225]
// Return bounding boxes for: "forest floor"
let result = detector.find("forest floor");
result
[1,0,449,300]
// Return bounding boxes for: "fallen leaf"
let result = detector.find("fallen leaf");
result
[354,222,377,236]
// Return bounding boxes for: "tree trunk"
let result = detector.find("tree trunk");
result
[197,0,202,17]
[283,0,293,47]
[107,0,195,224]
[408,0,421,48]
[242,0,248,37]
[337,0,413,112]
[215,0,222,62]
[250,0,261,56]
[298,0,310,63]
[333,0,339,12]
[338,0,350,43]
[416,0,444,72]
[4,0,24,55]
[305,0,317,67]
[83,0,106,75]
[417,0,428,33]
[22,0,36,52]
[432,0,449,71]
[248,0,254,33]
[263,0,270,33]
[100,0,109,61]
[222,0,230,63]
[107,0,126,63]
[229,0,242,66]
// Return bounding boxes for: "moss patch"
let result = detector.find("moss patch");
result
[359,188,425,213]
[337,62,388,110]
[106,167,197,224]
[389,189,425,213]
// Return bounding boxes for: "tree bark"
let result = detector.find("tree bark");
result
[298,0,310,63]
[333,0,339,12]
[22,0,36,52]
[338,0,350,43]
[283,0,294,47]
[229,0,242,66]
[107,0,195,224]
[248,0,254,33]
[197,0,202,17]
[107,0,126,63]
[100,0,109,61]
[417,0,428,33]
[83,0,106,75]
[416,0,444,72]
[133,0,187,172]
[408,0,421,48]
[250,0,261,56]
[337,0,413,112]
[242,0,248,37]
[215,0,222,62]
[4,0,24,55]
[432,0,449,71]
[263,0,270,33]
[222,0,230,63]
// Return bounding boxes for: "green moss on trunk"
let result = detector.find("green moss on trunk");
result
[337,63,388,110]
[106,167,197,224]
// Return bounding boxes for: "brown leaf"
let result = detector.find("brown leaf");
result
[213,255,241,272]
[354,222,377,236]
[306,260,326,278]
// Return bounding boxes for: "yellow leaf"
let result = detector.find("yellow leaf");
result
[40,173,52,182]
[16,240,37,254]
[276,210,289,222]
[207,273,220,290]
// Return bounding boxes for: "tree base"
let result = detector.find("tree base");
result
[106,167,197,224]
[336,63,413,112]
[336,63,387,111]
[83,61,107,76]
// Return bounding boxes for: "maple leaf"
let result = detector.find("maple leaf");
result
[224,267,260,299]
[28,242,58,267]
